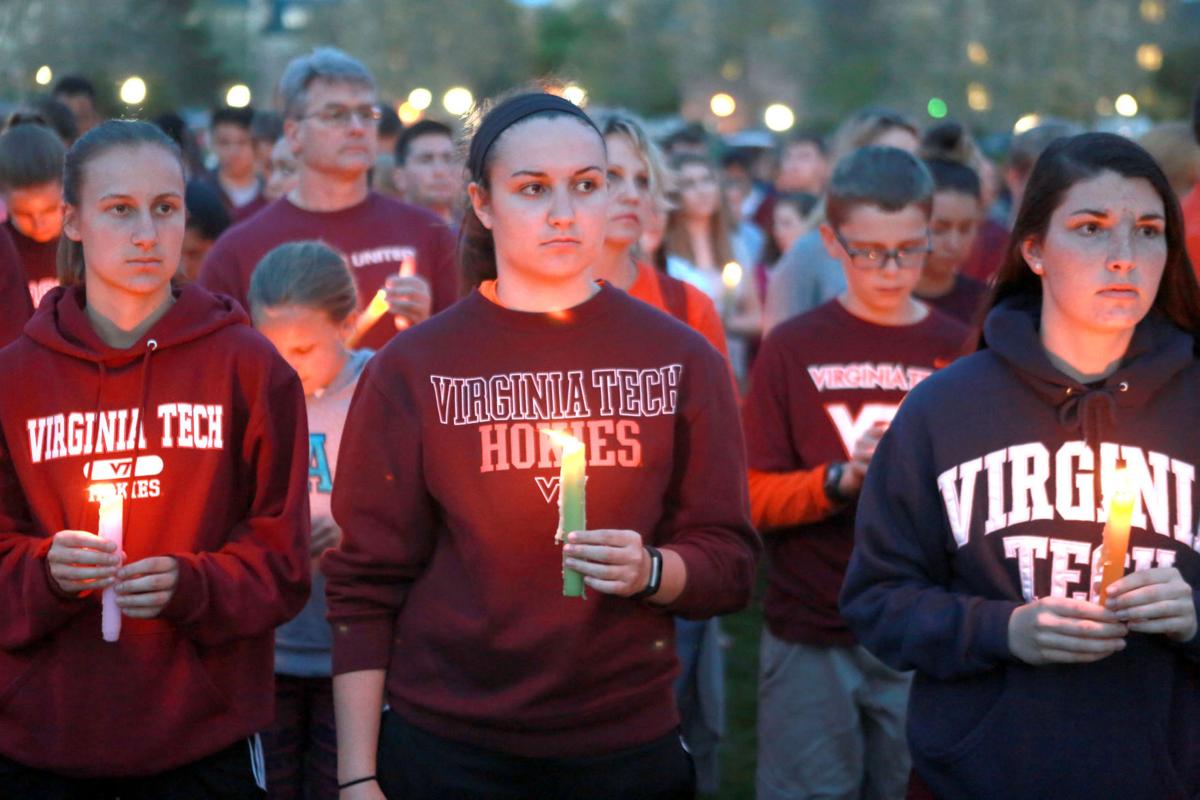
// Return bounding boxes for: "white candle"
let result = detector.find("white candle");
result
[97,490,124,642]
[721,261,743,322]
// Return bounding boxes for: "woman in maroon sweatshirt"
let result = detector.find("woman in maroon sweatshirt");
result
[323,92,759,800]
[0,121,310,796]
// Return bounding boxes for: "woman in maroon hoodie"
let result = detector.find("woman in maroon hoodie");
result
[0,120,310,797]
[323,92,759,800]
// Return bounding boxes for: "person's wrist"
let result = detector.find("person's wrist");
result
[824,461,851,503]
[630,545,663,600]
[338,774,377,791]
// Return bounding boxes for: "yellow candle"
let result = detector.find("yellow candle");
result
[543,429,587,598]
[721,261,742,321]
[348,289,390,346]
[1098,462,1134,605]
[94,486,124,642]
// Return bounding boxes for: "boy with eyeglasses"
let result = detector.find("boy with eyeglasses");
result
[743,147,966,800]
[199,48,458,349]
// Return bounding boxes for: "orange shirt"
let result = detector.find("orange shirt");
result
[1182,185,1200,282]
[627,262,730,360]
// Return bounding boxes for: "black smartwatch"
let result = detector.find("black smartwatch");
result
[630,545,663,600]
[824,461,848,504]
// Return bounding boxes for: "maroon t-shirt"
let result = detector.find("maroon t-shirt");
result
[5,221,57,309]
[198,192,459,349]
[960,218,1008,284]
[743,299,968,646]
[0,224,32,347]
[919,274,988,327]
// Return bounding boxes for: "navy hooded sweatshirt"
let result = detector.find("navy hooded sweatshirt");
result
[841,296,1200,800]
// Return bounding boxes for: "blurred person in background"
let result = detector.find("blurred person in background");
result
[182,181,232,281]
[921,121,1009,287]
[0,121,65,307]
[663,153,762,381]
[914,158,988,326]
[153,111,207,179]
[721,150,766,268]
[265,136,300,202]
[251,110,285,181]
[199,106,268,222]
[756,192,818,304]
[393,120,460,226]
[51,75,102,136]
[1139,121,1200,199]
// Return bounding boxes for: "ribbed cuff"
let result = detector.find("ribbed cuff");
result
[330,615,396,675]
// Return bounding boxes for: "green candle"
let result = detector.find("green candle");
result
[547,430,587,598]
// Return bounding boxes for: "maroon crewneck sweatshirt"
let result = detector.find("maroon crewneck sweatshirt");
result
[323,284,759,758]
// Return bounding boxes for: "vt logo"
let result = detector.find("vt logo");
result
[535,476,561,503]
[83,455,164,481]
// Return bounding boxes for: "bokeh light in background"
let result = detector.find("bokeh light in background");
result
[225,84,251,108]
[408,87,432,111]
[397,101,422,125]
[1115,93,1139,117]
[1140,0,1165,23]
[1013,113,1041,134]
[927,97,948,119]
[967,83,991,112]
[442,86,474,116]
[1136,43,1163,72]
[562,83,587,107]
[710,93,736,118]
[763,103,795,132]
[34,66,52,86]
[119,76,147,105]
[966,42,989,65]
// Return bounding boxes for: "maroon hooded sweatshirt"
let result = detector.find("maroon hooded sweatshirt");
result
[0,283,310,777]
[0,225,32,348]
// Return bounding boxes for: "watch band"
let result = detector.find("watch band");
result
[824,461,847,504]
[630,545,663,600]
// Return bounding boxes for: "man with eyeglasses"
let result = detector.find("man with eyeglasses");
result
[199,47,458,348]
[743,147,967,800]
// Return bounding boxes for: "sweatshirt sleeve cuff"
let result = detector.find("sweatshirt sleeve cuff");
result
[658,539,754,619]
[972,599,1018,664]
[331,616,396,675]
[160,554,204,626]
[36,538,89,612]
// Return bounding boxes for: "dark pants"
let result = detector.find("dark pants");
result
[261,674,338,800]
[0,737,267,800]
[377,710,696,800]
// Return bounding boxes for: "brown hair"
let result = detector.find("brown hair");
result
[57,120,184,287]
[662,153,734,269]
[0,122,65,191]
[248,240,358,324]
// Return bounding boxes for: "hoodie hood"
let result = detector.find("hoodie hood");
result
[983,295,1195,449]
[24,283,246,366]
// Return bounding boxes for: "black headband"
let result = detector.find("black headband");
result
[467,93,600,181]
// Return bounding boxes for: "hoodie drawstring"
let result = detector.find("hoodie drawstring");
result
[122,340,158,539]
[1057,384,1124,506]
[73,362,110,532]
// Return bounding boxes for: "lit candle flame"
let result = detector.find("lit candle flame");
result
[722,261,743,289]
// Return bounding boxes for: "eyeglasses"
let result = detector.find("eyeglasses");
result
[832,228,932,270]
[299,104,383,128]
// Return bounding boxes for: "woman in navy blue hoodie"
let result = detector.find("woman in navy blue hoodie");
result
[842,132,1200,800]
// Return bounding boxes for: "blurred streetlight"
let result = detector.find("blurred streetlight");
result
[35,66,52,86]
[1115,94,1139,117]
[1136,43,1163,72]
[966,42,989,65]
[443,87,474,116]
[927,97,948,119]
[763,103,795,132]
[1013,114,1041,134]
[710,93,736,118]
[1140,0,1165,22]
[967,83,991,112]
[120,76,147,105]
[408,88,432,111]
[562,84,587,107]
[397,101,423,126]
[225,84,252,108]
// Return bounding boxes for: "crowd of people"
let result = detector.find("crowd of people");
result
[0,42,1198,800]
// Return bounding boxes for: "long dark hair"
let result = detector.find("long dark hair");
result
[981,132,1200,347]
[58,120,184,286]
